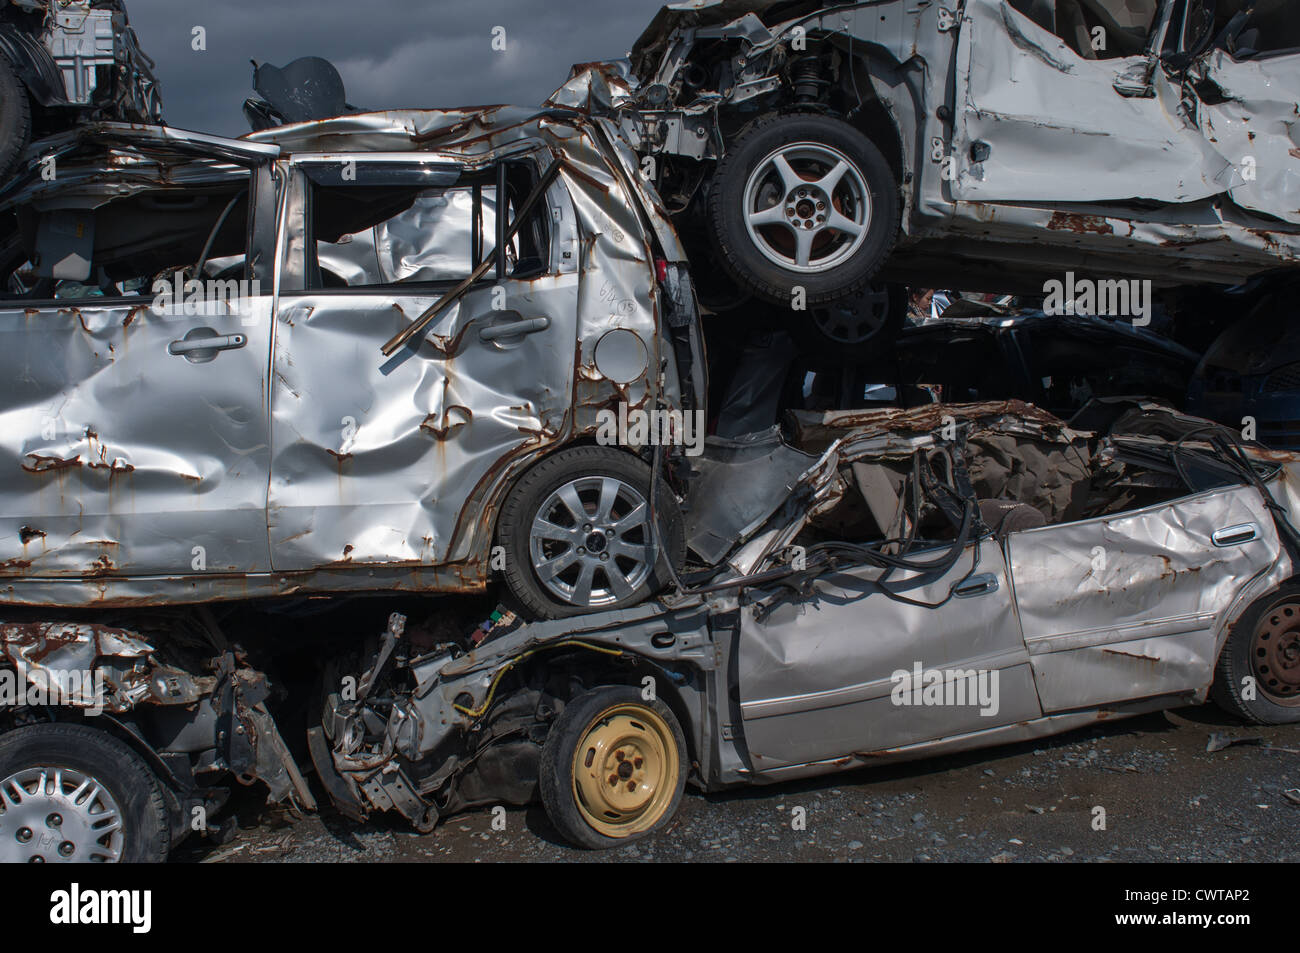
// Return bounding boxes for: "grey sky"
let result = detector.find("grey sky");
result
[127,0,667,137]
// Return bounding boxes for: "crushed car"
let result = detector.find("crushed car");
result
[0,0,161,179]
[587,0,1300,309]
[3,0,1300,864]
[312,400,1300,847]
[0,108,705,620]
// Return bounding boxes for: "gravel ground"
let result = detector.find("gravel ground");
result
[181,705,1300,863]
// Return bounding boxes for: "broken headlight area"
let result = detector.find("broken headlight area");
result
[0,616,314,843]
[316,610,677,832]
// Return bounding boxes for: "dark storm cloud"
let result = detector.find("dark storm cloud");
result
[126,0,668,136]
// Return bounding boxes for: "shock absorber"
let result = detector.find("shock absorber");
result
[790,53,831,104]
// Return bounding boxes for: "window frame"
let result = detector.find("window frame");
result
[291,153,552,297]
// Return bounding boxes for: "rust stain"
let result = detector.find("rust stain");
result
[420,406,473,440]
[1047,212,1114,236]
[22,454,82,474]
[1102,648,1160,663]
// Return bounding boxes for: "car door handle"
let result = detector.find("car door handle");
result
[953,573,999,599]
[1212,523,1258,547]
[168,333,247,355]
[479,316,550,342]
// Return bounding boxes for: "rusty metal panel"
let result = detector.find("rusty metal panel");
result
[0,297,275,583]
[1008,484,1280,711]
[737,538,1042,771]
[268,275,581,570]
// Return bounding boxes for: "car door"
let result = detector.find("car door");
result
[1188,0,1300,227]
[0,183,275,579]
[266,153,581,572]
[950,0,1226,205]
[737,537,1043,773]
[1007,483,1279,712]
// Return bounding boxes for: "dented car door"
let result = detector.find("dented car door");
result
[266,154,581,571]
[1006,483,1279,712]
[950,0,1227,204]
[0,194,276,581]
[736,538,1043,773]
[1190,0,1300,227]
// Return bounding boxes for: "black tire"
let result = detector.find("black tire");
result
[708,113,900,307]
[787,281,907,366]
[497,446,685,620]
[0,55,32,182]
[1212,586,1300,724]
[539,685,688,849]
[0,723,170,863]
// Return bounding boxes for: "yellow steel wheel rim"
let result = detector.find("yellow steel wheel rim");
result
[570,703,678,838]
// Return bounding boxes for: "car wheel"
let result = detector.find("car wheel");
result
[708,113,900,307]
[0,723,170,863]
[539,685,688,849]
[0,55,31,182]
[788,282,907,366]
[1212,587,1300,724]
[497,446,684,620]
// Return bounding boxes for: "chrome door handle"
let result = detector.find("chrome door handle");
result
[953,573,999,599]
[479,316,550,342]
[168,333,247,355]
[1212,524,1258,547]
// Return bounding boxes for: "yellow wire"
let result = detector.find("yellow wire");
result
[451,639,626,718]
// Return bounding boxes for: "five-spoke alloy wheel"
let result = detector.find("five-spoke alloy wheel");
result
[708,113,900,307]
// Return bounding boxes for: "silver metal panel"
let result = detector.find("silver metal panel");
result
[737,538,1041,771]
[1008,484,1280,711]
[268,275,580,571]
[0,297,274,581]
[953,0,1224,205]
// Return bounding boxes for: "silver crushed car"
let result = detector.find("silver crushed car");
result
[604,0,1300,305]
[314,400,1300,848]
[0,108,705,620]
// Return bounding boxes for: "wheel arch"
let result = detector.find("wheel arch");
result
[507,645,706,779]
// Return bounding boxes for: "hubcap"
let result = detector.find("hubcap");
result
[811,285,892,345]
[0,766,125,863]
[571,704,678,837]
[1253,602,1300,706]
[743,141,872,274]
[530,476,656,607]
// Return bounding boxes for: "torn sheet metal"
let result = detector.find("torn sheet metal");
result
[0,618,314,807]
[683,426,817,564]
